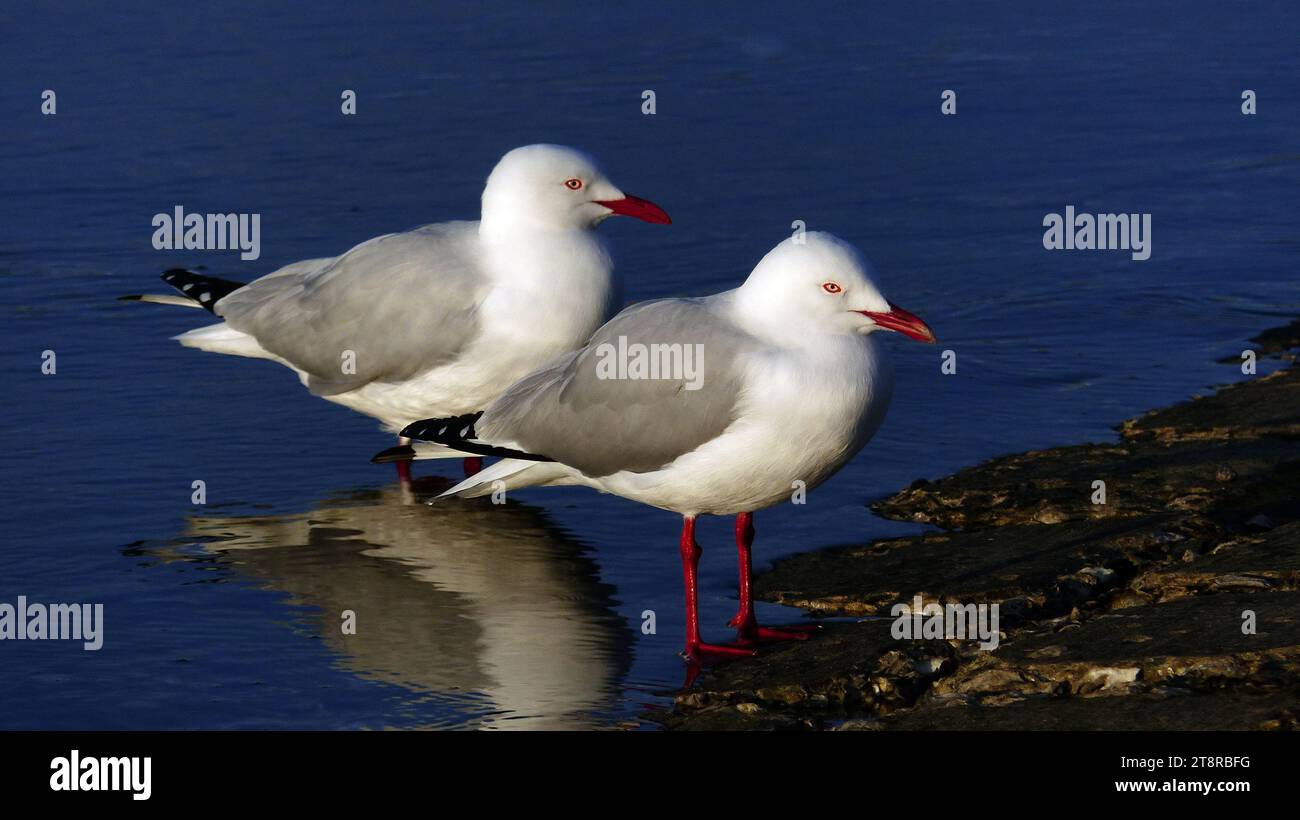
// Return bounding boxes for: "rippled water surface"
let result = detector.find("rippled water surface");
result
[2,2,1298,728]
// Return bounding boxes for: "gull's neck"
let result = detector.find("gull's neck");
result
[480,214,580,242]
[479,191,590,240]
[475,217,616,310]
[726,288,850,351]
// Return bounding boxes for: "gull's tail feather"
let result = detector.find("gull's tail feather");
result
[437,458,544,500]
[173,322,278,360]
[117,293,206,308]
[371,441,468,463]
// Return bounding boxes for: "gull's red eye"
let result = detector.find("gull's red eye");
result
[565,178,584,190]
[822,282,842,294]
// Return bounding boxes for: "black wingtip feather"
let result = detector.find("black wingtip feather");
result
[160,269,247,313]
[400,413,553,462]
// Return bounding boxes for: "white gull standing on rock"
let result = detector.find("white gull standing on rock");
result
[401,232,935,663]
[122,144,670,478]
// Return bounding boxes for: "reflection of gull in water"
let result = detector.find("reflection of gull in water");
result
[179,478,633,730]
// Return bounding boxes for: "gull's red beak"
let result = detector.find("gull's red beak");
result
[859,302,936,344]
[593,193,672,224]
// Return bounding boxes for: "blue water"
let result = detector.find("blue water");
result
[1,2,1297,728]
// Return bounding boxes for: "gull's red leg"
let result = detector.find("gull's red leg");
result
[727,512,818,645]
[679,515,756,663]
[726,512,756,628]
[463,457,483,477]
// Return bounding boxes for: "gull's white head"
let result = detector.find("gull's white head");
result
[737,232,936,342]
[480,144,671,233]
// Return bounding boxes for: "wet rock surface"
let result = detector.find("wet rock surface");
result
[872,431,1300,531]
[931,592,1300,698]
[872,688,1300,731]
[659,322,1300,731]
[755,514,1212,620]
[1218,317,1300,363]
[1121,364,1300,443]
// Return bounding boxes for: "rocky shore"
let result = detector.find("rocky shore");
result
[658,319,1300,730]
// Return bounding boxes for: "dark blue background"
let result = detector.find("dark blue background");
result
[1,2,1297,728]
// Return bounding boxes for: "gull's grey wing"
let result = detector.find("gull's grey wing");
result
[215,222,486,395]
[479,295,755,476]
